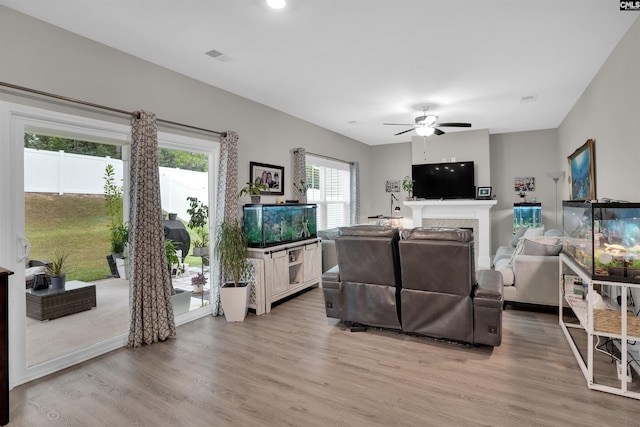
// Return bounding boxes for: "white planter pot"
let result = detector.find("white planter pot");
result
[220,282,251,322]
[192,284,204,294]
[115,257,127,280]
[171,288,192,316]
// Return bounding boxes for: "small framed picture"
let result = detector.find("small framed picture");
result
[250,161,284,196]
[386,180,401,192]
[476,186,492,200]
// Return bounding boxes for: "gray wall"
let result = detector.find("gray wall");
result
[558,18,640,203]
[0,6,373,219]
[489,129,559,252]
[369,142,412,223]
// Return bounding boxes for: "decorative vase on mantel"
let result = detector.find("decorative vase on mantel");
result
[299,195,307,204]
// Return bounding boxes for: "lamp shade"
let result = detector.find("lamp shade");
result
[416,126,435,137]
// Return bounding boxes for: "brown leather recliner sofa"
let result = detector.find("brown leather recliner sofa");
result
[322,226,504,346]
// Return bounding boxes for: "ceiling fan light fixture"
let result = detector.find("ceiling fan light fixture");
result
[267,0,286,9]
[416,126,435,137]
[425,115,438,125]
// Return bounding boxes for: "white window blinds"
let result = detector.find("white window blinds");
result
[305,154,351,230]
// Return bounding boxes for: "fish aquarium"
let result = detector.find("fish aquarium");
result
[563,201,640,283]
[513,203,542,232]
[243,203,317,248]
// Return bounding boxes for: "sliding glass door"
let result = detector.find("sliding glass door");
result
[1,101,219,387]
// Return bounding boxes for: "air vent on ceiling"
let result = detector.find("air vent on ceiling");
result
[205,48,231,63]
[520,95,537,103]
[206,49,225,58]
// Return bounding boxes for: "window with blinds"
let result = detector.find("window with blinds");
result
[305,154,351,230]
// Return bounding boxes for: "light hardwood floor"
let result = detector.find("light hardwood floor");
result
[9,288,640,426]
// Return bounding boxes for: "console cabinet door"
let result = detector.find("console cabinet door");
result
[303,242,321,284]
[269,249,289,297]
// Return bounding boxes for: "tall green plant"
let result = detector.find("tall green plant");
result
[104,164,123,227]
[186,196,209,247]
[214,219,253,286]
[104,164,128,253]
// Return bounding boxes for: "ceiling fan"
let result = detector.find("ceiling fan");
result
[383,109,471,136]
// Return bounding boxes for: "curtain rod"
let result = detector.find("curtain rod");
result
[304,151,354,165]
[0,81,225,137]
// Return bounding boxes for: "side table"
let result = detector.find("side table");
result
[26,280,96,321]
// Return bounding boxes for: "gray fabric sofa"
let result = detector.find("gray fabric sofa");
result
[322,226,504,346]
[492,227,562,307]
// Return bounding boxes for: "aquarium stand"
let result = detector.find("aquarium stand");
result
[247,238,322,314]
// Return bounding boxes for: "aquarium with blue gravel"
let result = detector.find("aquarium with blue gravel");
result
[563,201,640,283]
[513,203,541,232]
[243,203,317,248]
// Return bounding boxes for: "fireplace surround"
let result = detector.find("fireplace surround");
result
[404,200,497,269]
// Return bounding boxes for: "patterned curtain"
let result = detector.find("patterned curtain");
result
[293,148,306,200]
[211,131,239,315]
[127,111,176,347]
[350,161,360,225]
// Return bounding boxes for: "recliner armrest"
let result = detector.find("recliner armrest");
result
[474,270,504,307]
[322,265,340,287]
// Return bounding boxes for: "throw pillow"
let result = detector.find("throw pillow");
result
[523,226,545,239]
[544,229,563,237]
[521,238,563,256]
[508,238,527,265]
[510,226,529,247]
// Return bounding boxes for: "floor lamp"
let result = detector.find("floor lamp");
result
[547,171,565,230]
[390,193,400,216]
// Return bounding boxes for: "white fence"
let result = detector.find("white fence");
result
[24,148,209,222]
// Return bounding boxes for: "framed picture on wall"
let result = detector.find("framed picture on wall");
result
[567,139,596,201]
[514,177,535,192]
[250,161,284,195]
[385,180,401,192]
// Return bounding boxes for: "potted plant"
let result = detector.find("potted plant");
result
[191,272,207,294]
[111,222,130,279]
[402,176,415,200]
[214,218,254,322]
[518,192,527,202]
[186,196,209,257]
[47,250,70,289]
[239,181,269,204]
[166,239,192,315]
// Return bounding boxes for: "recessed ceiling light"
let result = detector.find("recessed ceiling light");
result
[267,0,286,9]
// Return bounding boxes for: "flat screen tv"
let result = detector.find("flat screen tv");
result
[412,161,475,200]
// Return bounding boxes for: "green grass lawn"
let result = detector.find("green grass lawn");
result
[26,193,203,282]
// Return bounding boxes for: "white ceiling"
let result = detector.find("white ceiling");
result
[1,1,636,145]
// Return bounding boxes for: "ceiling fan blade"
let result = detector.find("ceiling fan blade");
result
[383,123,415,126]
[433,128,445,136]
[437,122,471,127]
[394,128,416,136]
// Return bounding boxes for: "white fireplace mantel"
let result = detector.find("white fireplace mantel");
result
[403,199,497,269]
